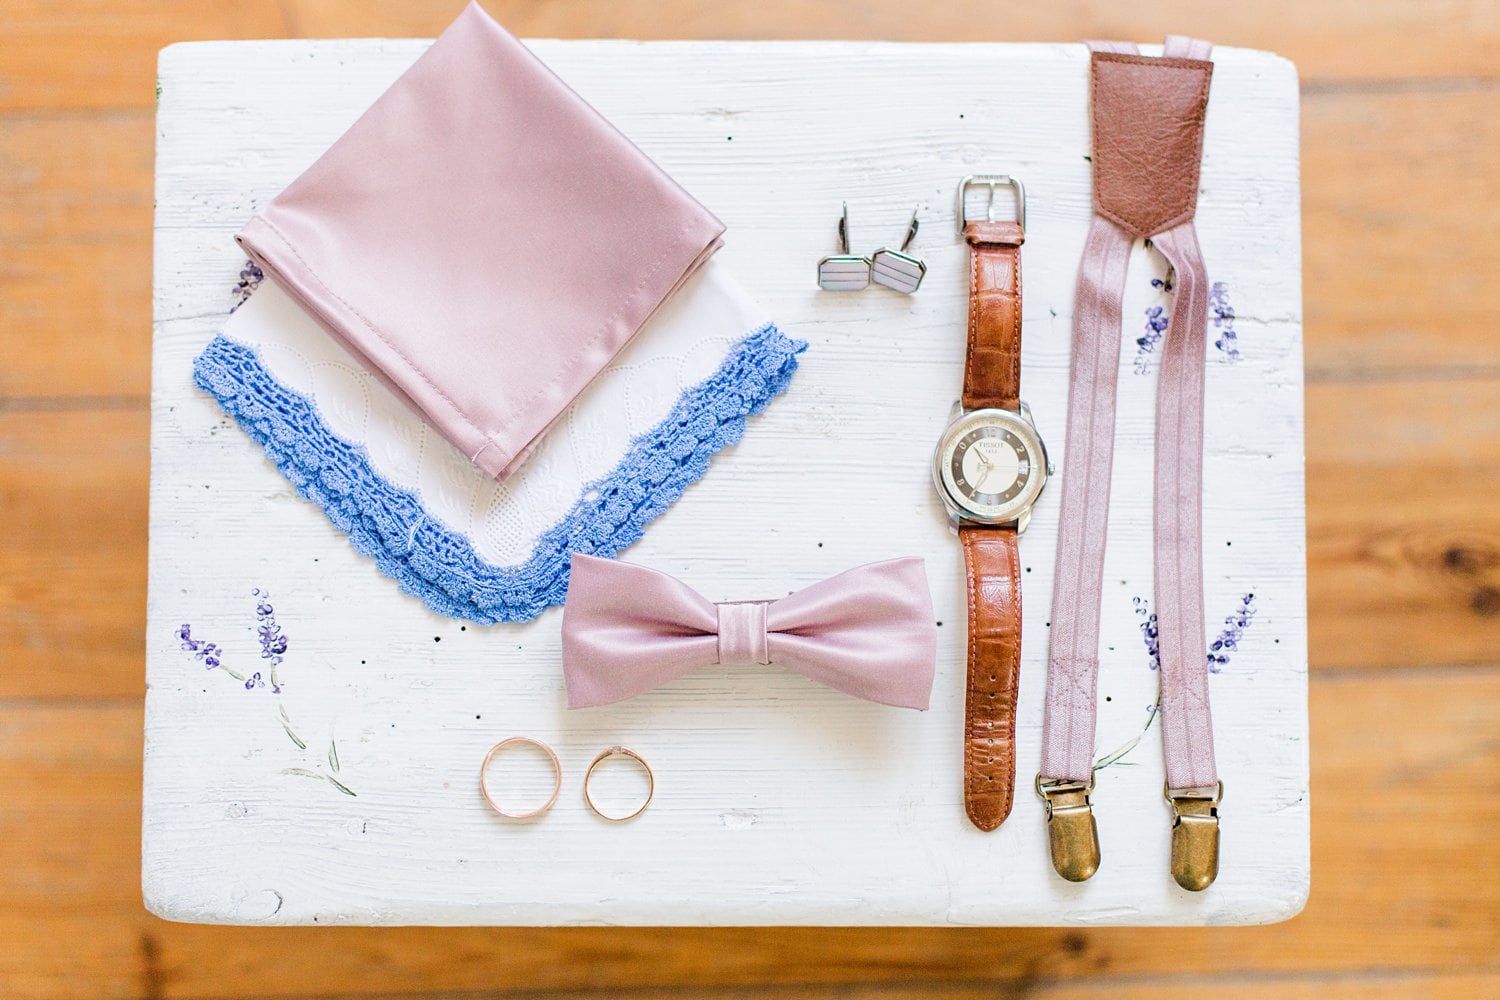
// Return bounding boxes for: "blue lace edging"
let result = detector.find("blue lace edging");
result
[193,325,806,624]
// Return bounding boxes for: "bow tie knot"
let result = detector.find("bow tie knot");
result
[562,554,937,710]
[715,601,772,666]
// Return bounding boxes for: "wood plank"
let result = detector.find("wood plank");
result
[0,1,1492,995]
[457,976,1500,1000]
[1306,377,1500,670]
[0,239,155,401]
[1302,85,1500,381]
[2,670,1495,998]
[142,38,1307,928]
[1,378,1492,703]
[0,0,288,112]
[0,111,154,399]
[0,409,147,701]
[3,87,1495,401]
[0,105,1491,695]
[285,0,1500,86]
[0,111,153,246]
[0,80,1483,690]
[4,0,1499,113]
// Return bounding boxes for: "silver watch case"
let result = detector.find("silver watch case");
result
[932,402,1052,532]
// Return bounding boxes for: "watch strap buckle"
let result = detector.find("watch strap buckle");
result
[956,174,1026,235]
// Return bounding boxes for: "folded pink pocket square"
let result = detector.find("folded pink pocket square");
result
[237,2,725,479]
[561,555,938,710]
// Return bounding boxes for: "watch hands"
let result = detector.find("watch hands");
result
[974,454,997,491]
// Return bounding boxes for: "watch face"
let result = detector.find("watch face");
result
[934,408,1048,523]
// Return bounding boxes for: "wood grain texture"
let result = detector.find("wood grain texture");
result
[0,112,155,399]
[2,0,1498,994]
[5,670,1496,997]
[9,84,1499,398]
[0,409,147,700]
[1301,85,1500,381]
[5,369,1492,701]
[5,0,1499,112]
[143,38,1306,926]
[1307,378,1500,670]
[0,0,288,111]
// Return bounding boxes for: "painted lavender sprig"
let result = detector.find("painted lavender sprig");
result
[281,768,356,797]
[278,703,307,750]
[177,623,219,667]
[229,260,264,313]
[253,587,287,693]
[177,624,243,681]
[1208,592,1256,671]
[1134,597,1160,668]
[1132,592,1256,674]
[1099,593,1258,771]
[1134,275,1174,375]
[175,591,353,796]
[1095,703,1160,771]
[1211,281,1239,362]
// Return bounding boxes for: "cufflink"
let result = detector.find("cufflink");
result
[817,202,871,291]
[870,206,927,294]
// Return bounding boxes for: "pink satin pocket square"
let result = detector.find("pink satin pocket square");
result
[236,2,725,480]
[562,555,937,710]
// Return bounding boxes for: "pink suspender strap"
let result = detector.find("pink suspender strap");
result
[1039,37,1222,891]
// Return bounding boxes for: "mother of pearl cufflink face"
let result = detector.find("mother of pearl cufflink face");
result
[818,256,871,290]
[817,202,871,291]
[817,204,927,293]
[871,247,925,293]
[870,208,926,294]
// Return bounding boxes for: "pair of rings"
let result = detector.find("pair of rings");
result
[478,737,654,822]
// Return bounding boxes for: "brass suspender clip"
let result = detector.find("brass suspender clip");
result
[1036,773,1100,882]
[1165,780,1223,892]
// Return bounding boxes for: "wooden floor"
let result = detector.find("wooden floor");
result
[2,1,1497,997]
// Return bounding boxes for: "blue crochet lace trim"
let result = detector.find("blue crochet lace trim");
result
[193,325,805,623]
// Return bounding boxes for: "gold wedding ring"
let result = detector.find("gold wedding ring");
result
[582,745,654,822]
[479,736,562,819]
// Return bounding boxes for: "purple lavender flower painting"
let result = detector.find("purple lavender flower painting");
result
[1211,281,1240,362]
[177,623,222,669]
[176,589,353,796]
[253,587,287,693]
[1133,592,1256,674]
[1099,592,1258,771]
[1134,276,1173,375]
[1208,592,1257,671]
[229,260,264,313]
[1133,277,1243,372]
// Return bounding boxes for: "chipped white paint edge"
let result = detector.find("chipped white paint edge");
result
[145,38,1308,926]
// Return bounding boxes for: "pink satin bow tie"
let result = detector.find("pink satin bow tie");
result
[562,555,937,710]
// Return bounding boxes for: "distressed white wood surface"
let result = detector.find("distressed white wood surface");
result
[146,38,1307,926]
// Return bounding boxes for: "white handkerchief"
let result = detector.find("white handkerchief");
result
[194,258,804,622]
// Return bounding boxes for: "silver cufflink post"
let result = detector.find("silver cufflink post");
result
[817,203,928,294]
[817,202,871,291]
[870,207,927,294]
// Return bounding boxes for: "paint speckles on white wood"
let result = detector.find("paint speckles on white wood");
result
[145,38,1307,926]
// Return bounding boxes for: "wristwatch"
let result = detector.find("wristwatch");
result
[932,175,1051,832]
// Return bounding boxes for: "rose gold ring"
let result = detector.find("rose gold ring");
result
[583,745,654,822]
[479,736,562,819]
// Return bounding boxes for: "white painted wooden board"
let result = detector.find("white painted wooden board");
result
[145,38,1307,925]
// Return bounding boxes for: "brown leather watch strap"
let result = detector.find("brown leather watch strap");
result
[961,524,1022,831]
[962,220,1024,412]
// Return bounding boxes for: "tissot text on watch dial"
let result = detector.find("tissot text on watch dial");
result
[952,428,1028,503]
[934,408,1047,523]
